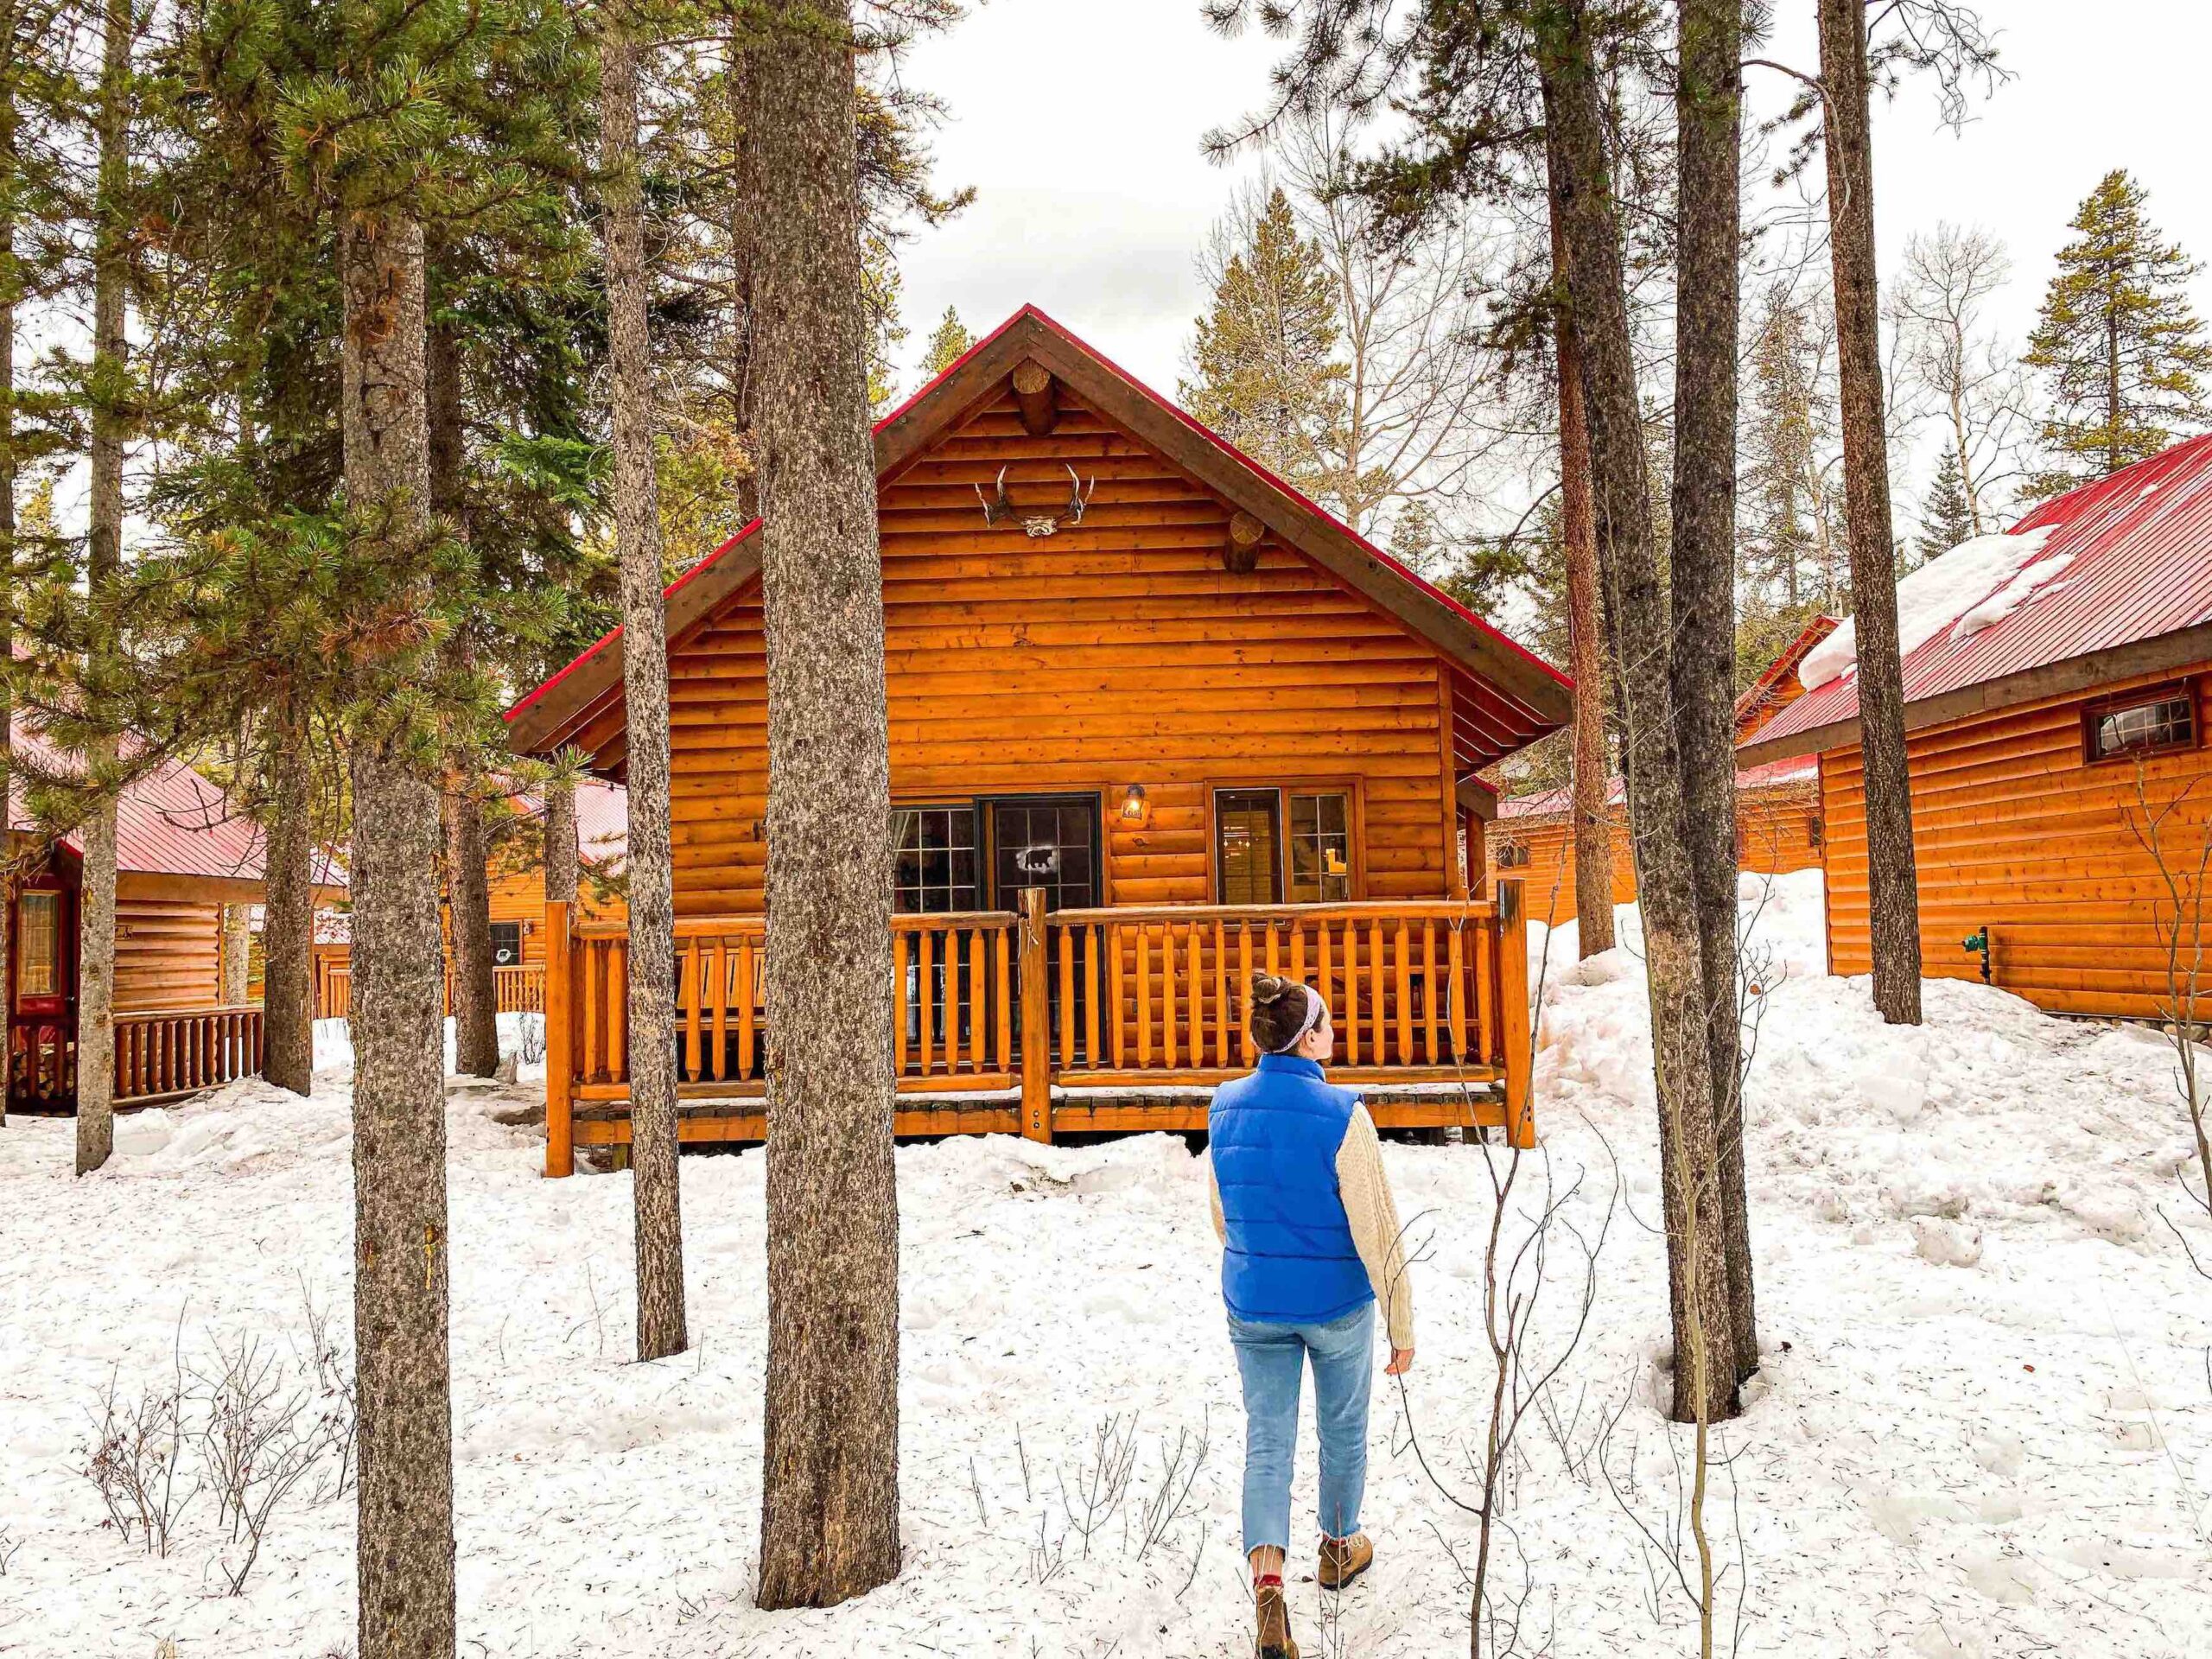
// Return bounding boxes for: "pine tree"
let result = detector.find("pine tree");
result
[919,304,970,378]
[1181,187,1345,493]
[2025,169,2212,496]
[1916,447,1976,560]
[600,0,686,1363]
[745,0,902,1607]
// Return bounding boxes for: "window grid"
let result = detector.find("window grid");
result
[893,805,980,914]
[2085,688,2196,763]
[1287,791,1351,902]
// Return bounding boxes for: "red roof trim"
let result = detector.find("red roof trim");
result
[506,303,1568,724]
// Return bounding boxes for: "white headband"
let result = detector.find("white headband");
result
[1274,984,1325,1052]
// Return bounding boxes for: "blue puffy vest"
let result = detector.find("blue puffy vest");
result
[1210,1052,1374,1325]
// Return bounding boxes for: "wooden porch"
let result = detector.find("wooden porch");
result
[10,1003,266,1112]
[542,881,1534,1174]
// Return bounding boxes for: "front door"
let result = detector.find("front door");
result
[10,879,77,1109]
[987,795,1101,1065]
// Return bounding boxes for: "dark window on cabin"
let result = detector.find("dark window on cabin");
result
[489,922,522,967]
[1287,792,1352,903]
[1496,842,1530,870]
[1216,789,1283,906]
[2083,683,2197,763]
[1807,815,1826,851]
[16,891,57,997]
[893,805,981,913]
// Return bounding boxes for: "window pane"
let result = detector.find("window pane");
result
[1288,791,1351,902]
[489,922,523,966]
[1216,790,1282,905]
[892,806,980,913]
[2091,692,2194,760]
[18,892,57,997]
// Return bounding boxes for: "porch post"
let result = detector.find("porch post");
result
[544,899,575,1177]
[1018,887,1052,1142]
[1497,880,1535,1148]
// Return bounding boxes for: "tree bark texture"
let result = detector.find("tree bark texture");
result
[1546,162,1615,960]
[75,0,130,1177]
[601,6,688,1364]
[339,209,458,1659]
[1538,15,1738,1423]
[542,769,578,906]
[1671,0,1757,1383]
[0,76,15,1130]
[744,0,903,1606]
[1818,0,1921,1025]
[426,325,499,1078]
[260,710,315,1096]
[220,905,249,1004]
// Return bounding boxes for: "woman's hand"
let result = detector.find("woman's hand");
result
[1385,1346,1414,1376]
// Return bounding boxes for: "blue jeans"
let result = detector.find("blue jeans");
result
[1228,1301,1376,1555]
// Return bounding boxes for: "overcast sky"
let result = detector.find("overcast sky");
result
[890,0,2212,445]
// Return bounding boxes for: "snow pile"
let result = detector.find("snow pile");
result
[3,871,2212,1656]
[1799,525,2057,690]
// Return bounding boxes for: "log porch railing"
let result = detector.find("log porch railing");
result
[543,882,1534,1175]
[10,1004,268,1109]
[315,961,548,1020]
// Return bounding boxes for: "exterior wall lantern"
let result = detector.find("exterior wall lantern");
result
[1118,784,1149,826]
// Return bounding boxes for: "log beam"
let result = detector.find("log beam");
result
[1222,511,1265,575]
[1012,360,1058,435]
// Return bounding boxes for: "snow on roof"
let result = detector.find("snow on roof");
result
[1751,434,2212,755]
[1798,527,2058,692]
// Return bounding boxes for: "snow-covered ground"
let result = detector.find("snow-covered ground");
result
[3,869,2210,1656]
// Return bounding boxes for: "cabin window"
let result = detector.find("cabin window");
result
[1287,792,1352,903]
[1496,842,1530,870]
[2083,683,2197,763]
[489,922,522,967]
[1215,790,1282,905]
[893,805,981,913]
[17,890,58,998]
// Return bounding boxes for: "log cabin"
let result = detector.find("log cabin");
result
[506,306,1572,1169]
[7,728,337,1110]
[1737,434,2212,1017]
[1491,617,1837,925]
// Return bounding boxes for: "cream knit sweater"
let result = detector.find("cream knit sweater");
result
[1208,1102,1415,1351]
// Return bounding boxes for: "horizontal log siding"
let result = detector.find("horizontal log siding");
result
[1491,795,1822,928]
[114,894,222,1012]
[659,391,1455,913]
[1820,660,2212,1016]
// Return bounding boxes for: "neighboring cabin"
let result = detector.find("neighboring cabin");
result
[507,305,1572,1161]
[308,779,629,1020]
[7,730,340,1109]
[1738,435,2212,1018]
[1491,616,1836,925]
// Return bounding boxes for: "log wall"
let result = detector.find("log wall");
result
[1819,661,2212,1016]
[593,388,1462,914]
[113,887,223,1012]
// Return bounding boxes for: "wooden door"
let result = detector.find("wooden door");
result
[10,878,78,1109]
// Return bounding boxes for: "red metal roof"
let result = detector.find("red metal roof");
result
[506,303,1570,735]
[1747,435,2212,754]
[1497,754,1815,822]
[8,725,277,883]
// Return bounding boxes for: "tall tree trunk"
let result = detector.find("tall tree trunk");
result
[543,768,578,906]
[427,322,499,1077]
[339,209,456,1659]
[1537,11,1738,1425]
[260,706,315,1095]
[1818,0,1922,1025]
[1671,0,1757,1384]
[75,0,130,1177]
[219,905,249,1003]
[724,32,760,524]
[0,41,15,1132]
[601,5,687,1363]
[745,0,902,1605]
[1547,161,1615,959]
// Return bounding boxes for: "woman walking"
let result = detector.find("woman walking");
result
[1210,973,1415,1659]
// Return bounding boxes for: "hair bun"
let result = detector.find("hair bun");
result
[1249,973,1298,1006]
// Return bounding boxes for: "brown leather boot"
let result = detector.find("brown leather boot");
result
[1318,1532,1374,1591]
[1254,1573,1299,1658]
